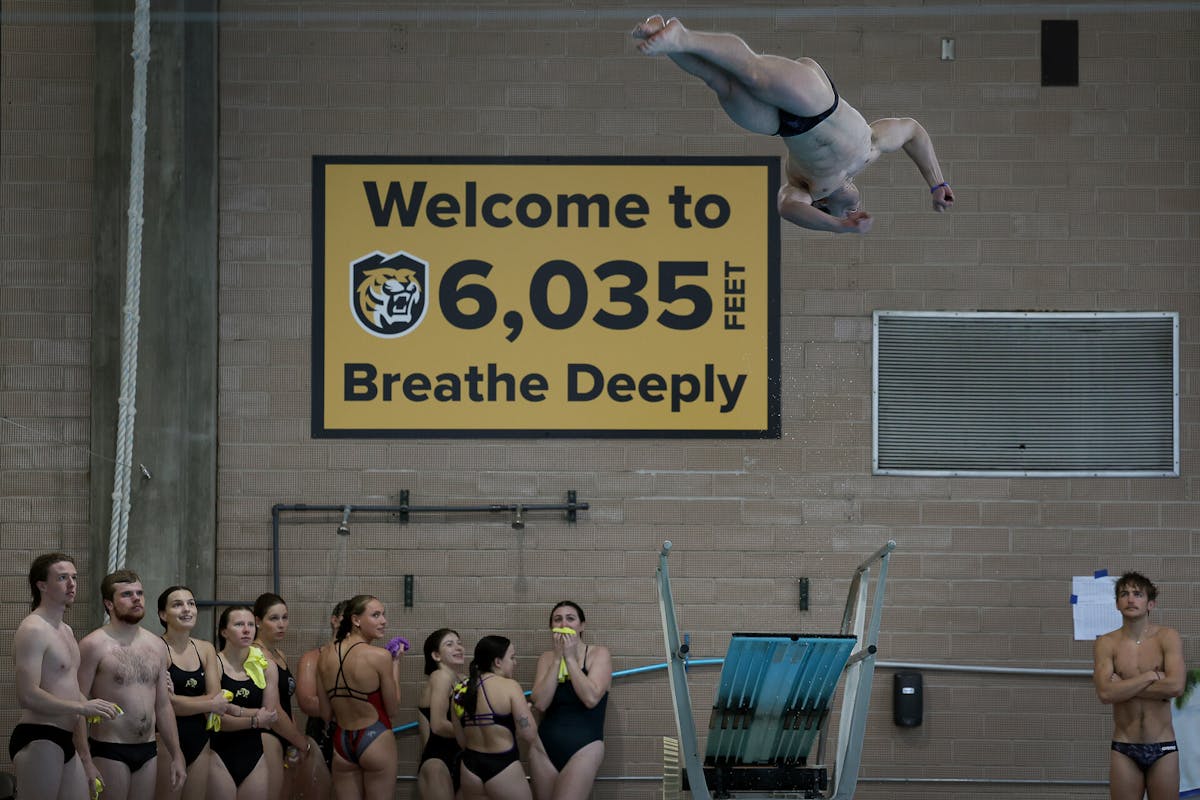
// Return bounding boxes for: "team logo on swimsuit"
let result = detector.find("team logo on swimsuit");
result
[235,688,250,700]
[350,250,428,338]
[185,678,198,690]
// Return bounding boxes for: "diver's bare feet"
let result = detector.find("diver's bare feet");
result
[631,15,666,40]
[635,16,686,54]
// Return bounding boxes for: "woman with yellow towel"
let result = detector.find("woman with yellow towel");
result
[529,602,611,800]
[208,605,281,799]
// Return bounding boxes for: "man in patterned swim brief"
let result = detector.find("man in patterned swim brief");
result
[1093,572,1185,800]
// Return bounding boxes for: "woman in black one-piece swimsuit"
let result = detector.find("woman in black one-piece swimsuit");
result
[156,586,226,800]
[253,592,323,800]
[529,602,613,800]
[209,606,280,800]
[418,628,466,799]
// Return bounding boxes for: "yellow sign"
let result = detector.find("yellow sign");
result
[312,157,780,437]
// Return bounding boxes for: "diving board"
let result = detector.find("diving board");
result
[657,540,895,800]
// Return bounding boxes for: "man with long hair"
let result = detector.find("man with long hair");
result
[10,553,121,799]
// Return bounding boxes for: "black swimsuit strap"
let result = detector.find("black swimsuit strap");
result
[216,652,250,679]
[329,641,369,699]
[480,676,498,714]
[165,637,204,675]
[465,675,504,727]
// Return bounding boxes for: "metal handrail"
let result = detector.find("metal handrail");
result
[829,539,895,799]
[655,540,711,800]
[655,539,897,800]
[839,539,897,635]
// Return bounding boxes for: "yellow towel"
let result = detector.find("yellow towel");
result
[207,690,234,732]
[86,704,122,725]
[552,627,577,682]
[451,679,468,718]
[244,646,270,690]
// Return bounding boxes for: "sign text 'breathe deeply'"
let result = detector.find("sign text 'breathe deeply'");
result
[312,157,780,437]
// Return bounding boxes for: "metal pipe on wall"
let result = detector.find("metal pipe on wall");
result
[262,492,588,596]
[877,660,1091,676]
[196,492,589,607]
[861,777,1108,786]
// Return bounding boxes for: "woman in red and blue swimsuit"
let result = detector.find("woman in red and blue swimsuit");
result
[453,635,548,800]
[316,594,403,800]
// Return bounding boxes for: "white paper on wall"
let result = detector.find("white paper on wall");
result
[1071,572,1120,641]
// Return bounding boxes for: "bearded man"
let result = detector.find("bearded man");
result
[78,569,186,799]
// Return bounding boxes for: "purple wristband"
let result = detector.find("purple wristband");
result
[386,635,410,656]
[931,182,950,193]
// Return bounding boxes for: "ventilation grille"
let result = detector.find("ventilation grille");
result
[873,312,1178,477]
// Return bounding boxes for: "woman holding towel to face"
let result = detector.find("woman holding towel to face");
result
[529,602,611,800]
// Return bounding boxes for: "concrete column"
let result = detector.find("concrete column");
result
[90,0,218,631]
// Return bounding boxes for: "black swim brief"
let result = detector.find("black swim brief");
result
[8,723,76,763]
[462,746,519,784]
[1111,740,1178,773]
[88,738,158,772]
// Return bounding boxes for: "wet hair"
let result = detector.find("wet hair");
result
[336,594,378,643]
[28,552,75,611]
[217,605,255,649]
[549,600,586,627]
[1115,571,1158,603]
[100,569,141,605]
[157,585,193,629]
[461,636,511,719]
[253,592,287,621]
[331,599,351,621]
[423,628,461,675]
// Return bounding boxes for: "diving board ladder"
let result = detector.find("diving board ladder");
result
[657,539,896,800]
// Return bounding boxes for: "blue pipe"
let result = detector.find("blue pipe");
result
[391,658,725,734]
[611,658,725,678]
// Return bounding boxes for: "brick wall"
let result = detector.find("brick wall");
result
[0,0,98,764]
[3,3,1199,797]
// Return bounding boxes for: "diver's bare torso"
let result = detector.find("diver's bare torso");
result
[82,626,166,743]
[782,101,878,200]
[1106,626,1177,743]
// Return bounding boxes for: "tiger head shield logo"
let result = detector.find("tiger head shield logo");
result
[350,251,429,338]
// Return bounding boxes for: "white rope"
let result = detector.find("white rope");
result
[108,0,151,573]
